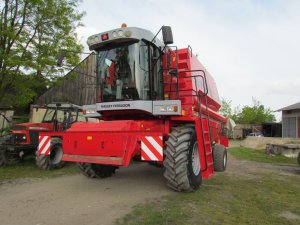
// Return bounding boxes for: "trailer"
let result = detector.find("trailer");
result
[38,24,228,192]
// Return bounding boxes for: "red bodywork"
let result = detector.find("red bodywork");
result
[39,48,228,179]
[11,122,53,145]
[61,120,167,166]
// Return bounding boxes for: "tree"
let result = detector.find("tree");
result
[219,98,232,117]
[232,98,276,124]
[0,0,84,107]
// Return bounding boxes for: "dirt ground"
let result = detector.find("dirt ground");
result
[228,140,300,178]
[0,164,172,225]
[227,151,300,179]
[1,151,299,225]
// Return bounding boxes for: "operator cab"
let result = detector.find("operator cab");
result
[88,26,165,103]
[42,103,87,131]
[86,24,180,119]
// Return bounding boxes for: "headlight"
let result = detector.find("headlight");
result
[118,30,124,37]
[160,105,178,112]
[112,31,117,38]
[85,109,97,114]
[14,134,26,143]
[160,106,167,112]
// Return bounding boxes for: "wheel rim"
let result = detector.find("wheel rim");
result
[192,142,201,176]
[50,145,63,164]
[223,151,227,168]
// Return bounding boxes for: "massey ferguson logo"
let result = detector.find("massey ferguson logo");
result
[101,103,131,109]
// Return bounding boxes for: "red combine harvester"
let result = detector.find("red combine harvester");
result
[38,25,228,192]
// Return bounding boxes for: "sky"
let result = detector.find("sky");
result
[76,0,300,120]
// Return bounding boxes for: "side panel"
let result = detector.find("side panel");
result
[220,136,229,148]
[59,120,168,166]
[63,132,127,157]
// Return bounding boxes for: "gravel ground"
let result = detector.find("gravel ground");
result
[1,144,299,225]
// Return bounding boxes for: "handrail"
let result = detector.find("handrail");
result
[163,50,213,172]
[178,69,212,172]
[188,45,193,57]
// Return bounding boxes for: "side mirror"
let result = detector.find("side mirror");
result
[162,26,173,45]
[57,51,66,67]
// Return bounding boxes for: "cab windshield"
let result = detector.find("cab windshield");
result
[96,41,150,102]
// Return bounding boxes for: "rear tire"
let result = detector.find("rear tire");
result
[163,126,202,192]
[77,163,117,178]
[36,139,65,170]
[213,144,227,172]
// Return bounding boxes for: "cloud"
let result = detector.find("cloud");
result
[76,26,99,52]
[77,0,300,115]
[267,80,300,96]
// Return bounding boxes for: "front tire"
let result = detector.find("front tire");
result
[163,126,202,192]
[0,147,8,166]
[36,139,65,170]
[77,163,117,178]
[0,136,21,166]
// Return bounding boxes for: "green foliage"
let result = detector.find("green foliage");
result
[0,0,84,107]
[220,98,232,117]
[221,98,276,124]
[233,98,276,124]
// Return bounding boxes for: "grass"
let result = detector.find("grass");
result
[117,172,300,225]
[229,147,298,165]
[0,156,78,181]
[117,147,300,225]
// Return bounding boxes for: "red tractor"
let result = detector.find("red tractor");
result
[38,25,229,192]
[0,103,88,170]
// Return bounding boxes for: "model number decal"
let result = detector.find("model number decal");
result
[100,104,131,108]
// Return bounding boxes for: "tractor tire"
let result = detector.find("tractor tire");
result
[0,148,21,166]
[297,151,300,166]
[213,144,227,172]
[36,139,65,170]
[77,163,118,178]
[0,147,8,166]
[163,126,202,192]
[0,136,21,166]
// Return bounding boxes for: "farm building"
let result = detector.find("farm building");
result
[0,107,14,135]
[277,102,300,138]
[35,53,97,106]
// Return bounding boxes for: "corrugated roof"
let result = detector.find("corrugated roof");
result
[276,102,300,111]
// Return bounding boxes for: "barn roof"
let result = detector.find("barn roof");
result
[276,102,300,111]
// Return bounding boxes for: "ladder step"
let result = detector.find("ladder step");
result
[178,53,188,60]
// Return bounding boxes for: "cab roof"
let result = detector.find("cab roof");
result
[87,27,164,50]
